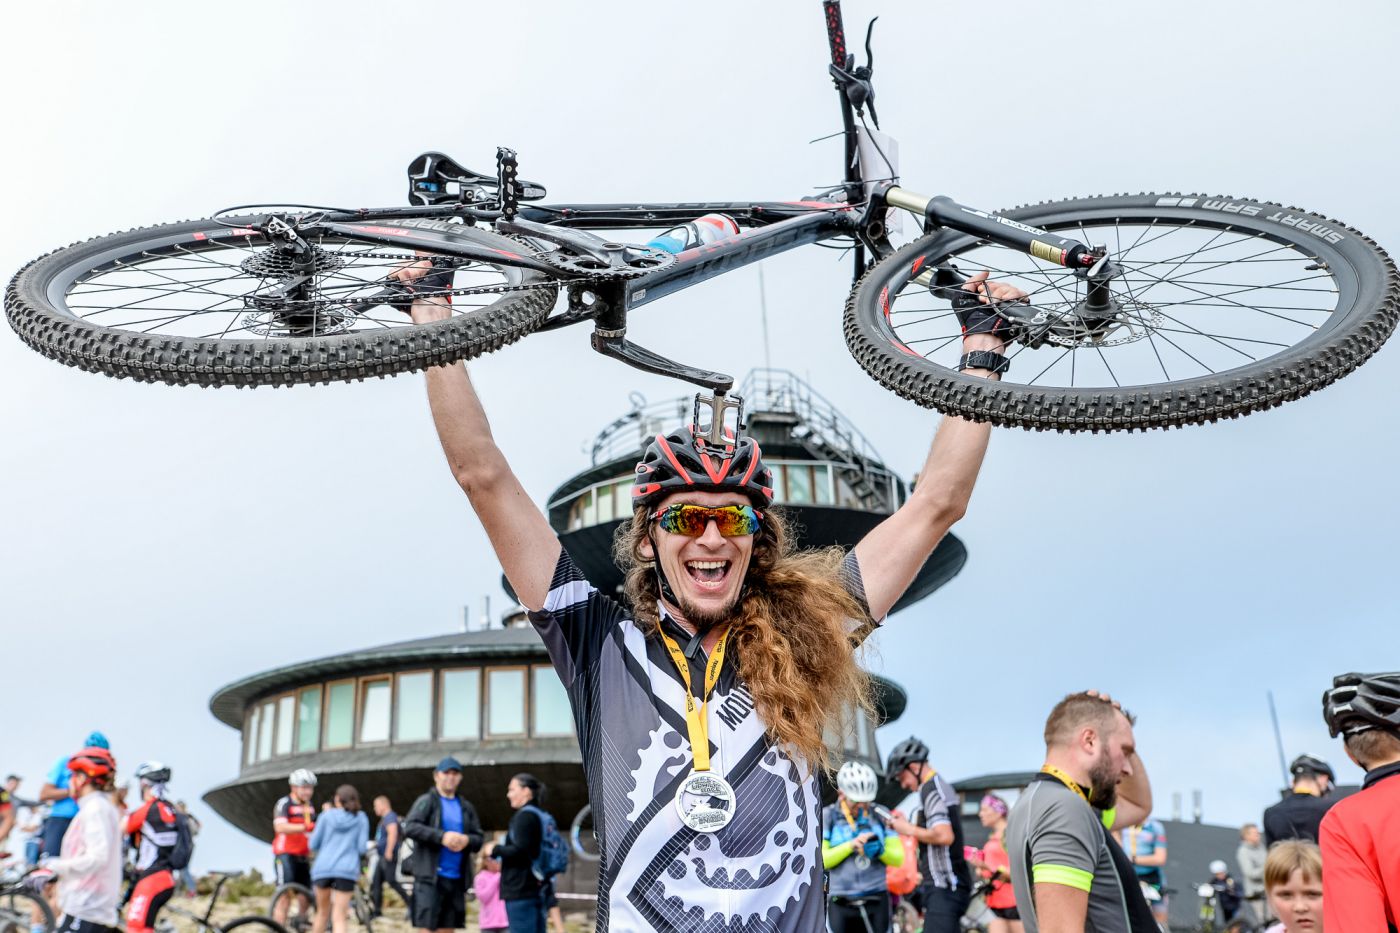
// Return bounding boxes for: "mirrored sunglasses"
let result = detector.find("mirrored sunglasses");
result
[649,503,763,537]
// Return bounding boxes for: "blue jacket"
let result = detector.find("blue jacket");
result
[309,808,369,882]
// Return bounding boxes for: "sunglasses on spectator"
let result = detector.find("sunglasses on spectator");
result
[648,503,763,537]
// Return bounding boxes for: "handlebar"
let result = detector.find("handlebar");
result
[823,1,849,69]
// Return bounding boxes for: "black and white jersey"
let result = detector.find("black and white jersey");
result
[530,548,873,933]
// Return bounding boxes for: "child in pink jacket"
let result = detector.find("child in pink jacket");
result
[474,841,508,933]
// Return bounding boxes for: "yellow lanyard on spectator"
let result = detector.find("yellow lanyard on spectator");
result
[659,625,731,773]
[1040,765,1090,805]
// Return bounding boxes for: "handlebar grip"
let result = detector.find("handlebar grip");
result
[823,1,848,69]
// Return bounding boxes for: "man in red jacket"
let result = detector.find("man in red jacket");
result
[1319,671,1400,931]
[124,763,180,933]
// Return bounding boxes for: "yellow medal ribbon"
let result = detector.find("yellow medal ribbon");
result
[1039,765,1090,805]
[659,624,732,774]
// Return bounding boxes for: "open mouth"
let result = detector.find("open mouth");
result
[684,559,731,590]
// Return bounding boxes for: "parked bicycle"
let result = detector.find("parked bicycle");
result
[156,871,291,933]
[268,876,375,933]
[0,867,54,933]
[1193,880,1253,933]
[7,2,1396,432]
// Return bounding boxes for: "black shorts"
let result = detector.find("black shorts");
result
[57,917,120,933]
[540,878,559,910]
[314,878,356,893]
[991,906,1021,920]
[275,854,312,888]
[410,875,466,930]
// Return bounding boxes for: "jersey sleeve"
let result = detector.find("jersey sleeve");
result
[1026,798,1099,893]
[922,780,952,827]
[528,548,628,688]
[840,551,881,644]
[1319,809,1390,931]
[273,797,291,821]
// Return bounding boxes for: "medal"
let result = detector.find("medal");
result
[855,854,871,870]
[674,771,736,833]
[659,623,737,834]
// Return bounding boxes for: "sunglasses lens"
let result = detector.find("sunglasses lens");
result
[655,505,761,536]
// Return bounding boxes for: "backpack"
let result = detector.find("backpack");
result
[885,834,919,896]
[521,805,569,880]
[167,809,195,871]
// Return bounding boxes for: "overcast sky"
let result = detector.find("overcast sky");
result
[3,1,1398,873]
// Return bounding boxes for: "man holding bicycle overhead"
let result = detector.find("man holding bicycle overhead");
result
[402,261,1019,930]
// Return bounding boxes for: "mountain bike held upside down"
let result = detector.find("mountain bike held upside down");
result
[6,2,1396,432]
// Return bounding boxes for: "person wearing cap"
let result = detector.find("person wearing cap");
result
[40,747,123,933]
[967,794,1021,933]
[1263,755,1336,847]
[1206,858,1245,924]
[402,757,483,933]
[401,258,1016,932]
[38,732,110,860]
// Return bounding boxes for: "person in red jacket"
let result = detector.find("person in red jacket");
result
[124,763,180,933]
[1318,671,1400,931]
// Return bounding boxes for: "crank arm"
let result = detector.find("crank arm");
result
[590,327,734,396]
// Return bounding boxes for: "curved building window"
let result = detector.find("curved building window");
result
[358,676,392,745]
[531,665,573,736]
[812,464,834,504]
[296,686,321,754]
[245,706,260,765]
[324,679,355,750]
[257,700,275,761]
[395,671,433,743]
[788,464,812,503]
[275,694,295,757]
[487,667,526,736]
[440,669,481,740]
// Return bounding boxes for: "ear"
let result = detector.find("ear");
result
[1079,726,1099,755]
[639,535,655,561]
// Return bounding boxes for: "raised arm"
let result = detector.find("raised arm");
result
[852,272,1015,619]
[1107,752,1153,832]
[404,279,561,611]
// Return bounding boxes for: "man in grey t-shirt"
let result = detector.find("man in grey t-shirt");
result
[1005,692,1157,933]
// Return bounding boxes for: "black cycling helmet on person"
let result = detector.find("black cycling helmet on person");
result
[885,735,930,778]
[1323,671,1400,738]
[631,427,774,511]
[1289,753,1336,783]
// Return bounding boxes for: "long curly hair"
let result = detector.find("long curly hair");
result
[615,506,875,776]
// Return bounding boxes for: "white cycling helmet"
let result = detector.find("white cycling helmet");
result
[836,761,880,803]
[1209,859,1229,874]
[289,768,318,787]
[134,761,171,784]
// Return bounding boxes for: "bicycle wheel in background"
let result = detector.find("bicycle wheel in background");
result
[5,219,559,387]
[0,888,55,933]
[570,804,600,862]
[268,882,314,933]
[222,916,295,933]
[846,193,1399,431]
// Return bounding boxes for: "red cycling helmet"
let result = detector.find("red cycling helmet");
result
[68,746,117,784]
[631,427,774,510]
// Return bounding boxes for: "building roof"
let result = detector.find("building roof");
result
[208,627,546,728]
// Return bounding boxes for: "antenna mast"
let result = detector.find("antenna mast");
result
[1268,690,1290,789]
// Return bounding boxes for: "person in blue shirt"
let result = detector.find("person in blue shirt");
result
[308,784,370,933]
[823,761,904,933]
[403,758,483,933]
[38,731,108,858]
[1120,816,1169,928]
[369,795,411,918]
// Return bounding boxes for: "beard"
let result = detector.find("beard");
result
[675,588,743,629]
[1086,747,1119,810]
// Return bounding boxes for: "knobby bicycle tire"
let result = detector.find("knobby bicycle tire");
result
[268,882,314,933]
[846,193,1399,431]
[223,915,295,933]
[5,219,559,388]
[1,888,55,933]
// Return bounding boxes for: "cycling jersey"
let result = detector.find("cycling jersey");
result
[1319,760,1400,932]
[125,797,179,878]
[531,547,873,933]
[821,801,901,897]
[1119,818,1166,887]
[917,771,971,892]
[272,795,316,856]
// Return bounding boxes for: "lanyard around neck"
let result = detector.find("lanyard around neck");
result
[659,624,732,773]
[1040,765,1090,805]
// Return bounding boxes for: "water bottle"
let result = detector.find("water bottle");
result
[646,213,739,254]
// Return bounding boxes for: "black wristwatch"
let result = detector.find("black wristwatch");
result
[958,350,1010,374]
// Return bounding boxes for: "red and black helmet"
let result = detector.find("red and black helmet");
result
[68,746,117,784]
[631,427,774,510]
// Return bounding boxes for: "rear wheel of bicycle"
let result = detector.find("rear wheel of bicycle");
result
[224,915,295,933]
[570,804,600,862]
[846,193,1399,431]
[5,218,559,387]
[268,882,315,933]
[0,889,55,933]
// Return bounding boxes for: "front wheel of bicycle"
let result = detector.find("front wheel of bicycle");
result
[846,193,1399,431]
[268,882,315,933]
[5,218,559,387]
[0,888,55,933]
